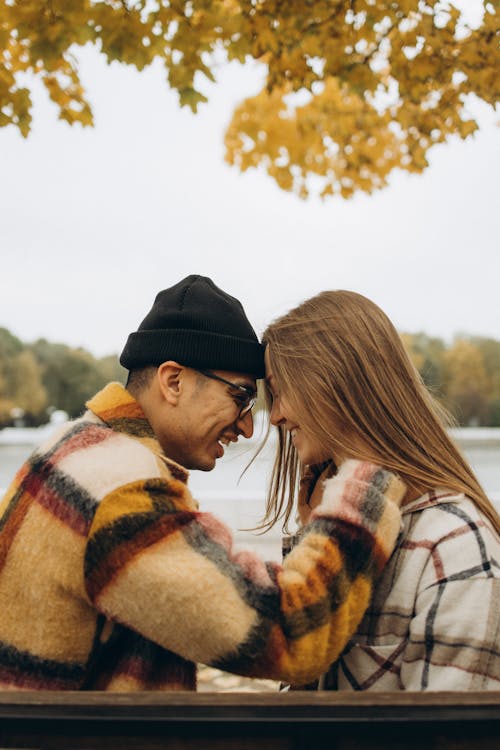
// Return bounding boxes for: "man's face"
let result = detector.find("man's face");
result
[164,368,257,471]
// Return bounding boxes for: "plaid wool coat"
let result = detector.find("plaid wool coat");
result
[0,382,405,691]
[321,490,500,690]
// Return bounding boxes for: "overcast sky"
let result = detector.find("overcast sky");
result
[1,17,499,359]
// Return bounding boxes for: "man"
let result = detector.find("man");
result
[0,275,405,690]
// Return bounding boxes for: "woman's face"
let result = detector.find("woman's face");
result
[264,348,331,466]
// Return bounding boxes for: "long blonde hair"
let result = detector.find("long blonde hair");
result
[261,290,500,534]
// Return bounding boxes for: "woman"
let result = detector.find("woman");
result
[262,290,499,690]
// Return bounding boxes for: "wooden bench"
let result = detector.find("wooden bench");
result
[0,691,498,749]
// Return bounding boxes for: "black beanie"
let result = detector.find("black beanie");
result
[120,275,265,378]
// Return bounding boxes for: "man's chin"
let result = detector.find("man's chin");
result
[190,456,217,472]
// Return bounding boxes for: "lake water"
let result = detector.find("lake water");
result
[1,427,499,561]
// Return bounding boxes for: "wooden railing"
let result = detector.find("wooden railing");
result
[0,691,499,749]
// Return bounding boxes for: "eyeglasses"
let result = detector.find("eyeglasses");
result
[197,369,257,418]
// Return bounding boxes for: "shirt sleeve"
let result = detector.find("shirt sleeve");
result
[84,459,405,686]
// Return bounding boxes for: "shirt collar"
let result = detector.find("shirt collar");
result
[402,488,464,515]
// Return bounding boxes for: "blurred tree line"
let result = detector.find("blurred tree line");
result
[0,328,126,427]
[0,327,499,428]
[400,333,500,427]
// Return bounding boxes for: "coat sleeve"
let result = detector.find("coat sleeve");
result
[84,459,405,686]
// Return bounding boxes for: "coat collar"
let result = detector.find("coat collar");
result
[86,382,156,439]
[85,382,190,485]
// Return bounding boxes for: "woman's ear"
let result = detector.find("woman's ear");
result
[156,361,184,405]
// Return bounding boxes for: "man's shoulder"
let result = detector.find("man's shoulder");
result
[40,417,165,502]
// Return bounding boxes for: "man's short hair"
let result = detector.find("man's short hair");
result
[126,366,157,395]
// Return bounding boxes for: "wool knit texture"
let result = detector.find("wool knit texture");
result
[0,383,404,691]
[119,274,265,377]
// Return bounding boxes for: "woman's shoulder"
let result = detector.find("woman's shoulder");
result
[404,489,491,530]
[401,490,499,577]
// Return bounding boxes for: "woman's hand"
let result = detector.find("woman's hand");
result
[297,460,337,525]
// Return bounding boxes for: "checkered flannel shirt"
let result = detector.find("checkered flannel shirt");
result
[319,490,500,690]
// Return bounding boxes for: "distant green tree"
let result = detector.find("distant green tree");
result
[471,337,500,426]
[0,328,24,423]
[29,339,72,413]
[401,332,446,394]
[8,350,48,423]
[0,327,23,358]
[442,339,489,426]
[0,329,47,424]
[0,362,14,425]
[96,355,127,386]
[29,340,111,418]
[400,331,500,426]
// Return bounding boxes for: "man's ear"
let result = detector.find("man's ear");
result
[156,361,184,405]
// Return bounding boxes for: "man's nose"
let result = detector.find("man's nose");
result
[237,410,254,439]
